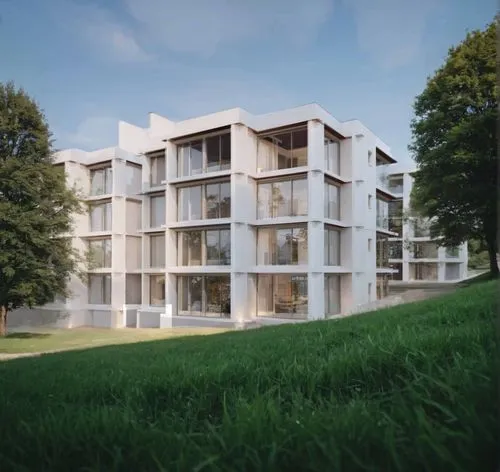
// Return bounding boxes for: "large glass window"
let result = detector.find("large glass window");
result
[388,177,404,194]
[177,229,230,266]
[257,178,307,218]
[178,133,231,177]
[324,228,340,265]
[324,182,340,220]
[412,218,431,237]
[376,198,389,229]
[125,163,142,195]
[150,153,166,186]
[90,167,112,196]
[257,227,307,265]
[178,275,230,317]
[150,195,166,228]
[376,235,389,268]
[445,263,461,280]
[376,275,390,299]
[257,127,308,171]
[324,136,340,174]
[178,182,230,221]
[125,274,141,304]
[150,275,165,306]
[206,229,231,265]
[206,182,231,219]
[390,263,403,280]
[409,263,438,281]
[388,200,403,235]
[388,240,403,259]
[150,233,166,268]
[325,275,341,316]
[412,242,438,259]
[89,202,112,231]
[88,238,112,268]
[446,246,460,258]
[88,274,111,304]
[256,274,308,319]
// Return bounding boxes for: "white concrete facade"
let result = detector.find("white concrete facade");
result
[8,104,402,330]
[384,169,468,285]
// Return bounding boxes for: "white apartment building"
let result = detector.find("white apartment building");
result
[9,104,402,330]
[382,169,468,284]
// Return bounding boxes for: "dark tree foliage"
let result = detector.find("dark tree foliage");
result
[409,20,498,276]
[0,82,82,335]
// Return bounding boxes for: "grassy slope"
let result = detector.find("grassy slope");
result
[0,281,497,472]
[0,327,227,354]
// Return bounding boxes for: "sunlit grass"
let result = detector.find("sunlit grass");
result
[0,281,497,471]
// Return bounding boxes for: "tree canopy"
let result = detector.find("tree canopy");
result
[0,82,82,335]
[409,20,498,275]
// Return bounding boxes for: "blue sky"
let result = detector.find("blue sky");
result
[0,0,496,166]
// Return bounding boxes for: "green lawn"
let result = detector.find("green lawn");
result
[0,327,228,354]
[0,281,497,472]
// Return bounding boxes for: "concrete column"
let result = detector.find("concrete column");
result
[231,272,249,324]
[142,154,151,192]
[308,271,325,320]
[165,273,177,320]
[307,120,324,171]
[166,141,177,180]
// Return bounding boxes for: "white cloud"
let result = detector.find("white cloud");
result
[124,0,334,56]
[60,116,119,150]
[343,0,439,68]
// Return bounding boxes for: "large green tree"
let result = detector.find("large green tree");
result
[0,82,82,335]
[409,20,498,276]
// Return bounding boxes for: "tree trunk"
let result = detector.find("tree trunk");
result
[487,245,499,277]
[0,305,7,337]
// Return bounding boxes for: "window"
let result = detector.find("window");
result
[412,218,431,237]
[324,136,340,174]
[178,133,231,177]
[325,275,341,316]
[206,229,231,265]
[150,275,165,306]
[178,275,230,317]
[388,200,403,235]
[126,274,141,304]
[88,239,112,268]
[206,182,231,219]
[150,234,165,268]
[178,229,230,266]
[388,177,404,194]
[257,274,308,319]
[257,227,307,265]
[90,166,112,196]
[368,194,373,210]
[376,235,389,268]
[376,198,389,229]
[89,202,112,231]
[178,182,231,221]
[324,228,341,265]
[446,246,460,258]
[445,263,461,280]
[412,242,438,259]
[150,195,165,227]
[257,127,308,171]
[368,238,372,252]
[368,150,373,167]
[257,178,308,218]
[390,263,403,280]
[389,241,403,259]
[150,153,166,186]
[376,275,390,300]
[409,263,438,281]
[324,182,340,220]
[88,274,111,304]
[179,186,202,221]
[126,236,142,270]
[125,163,142,195]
